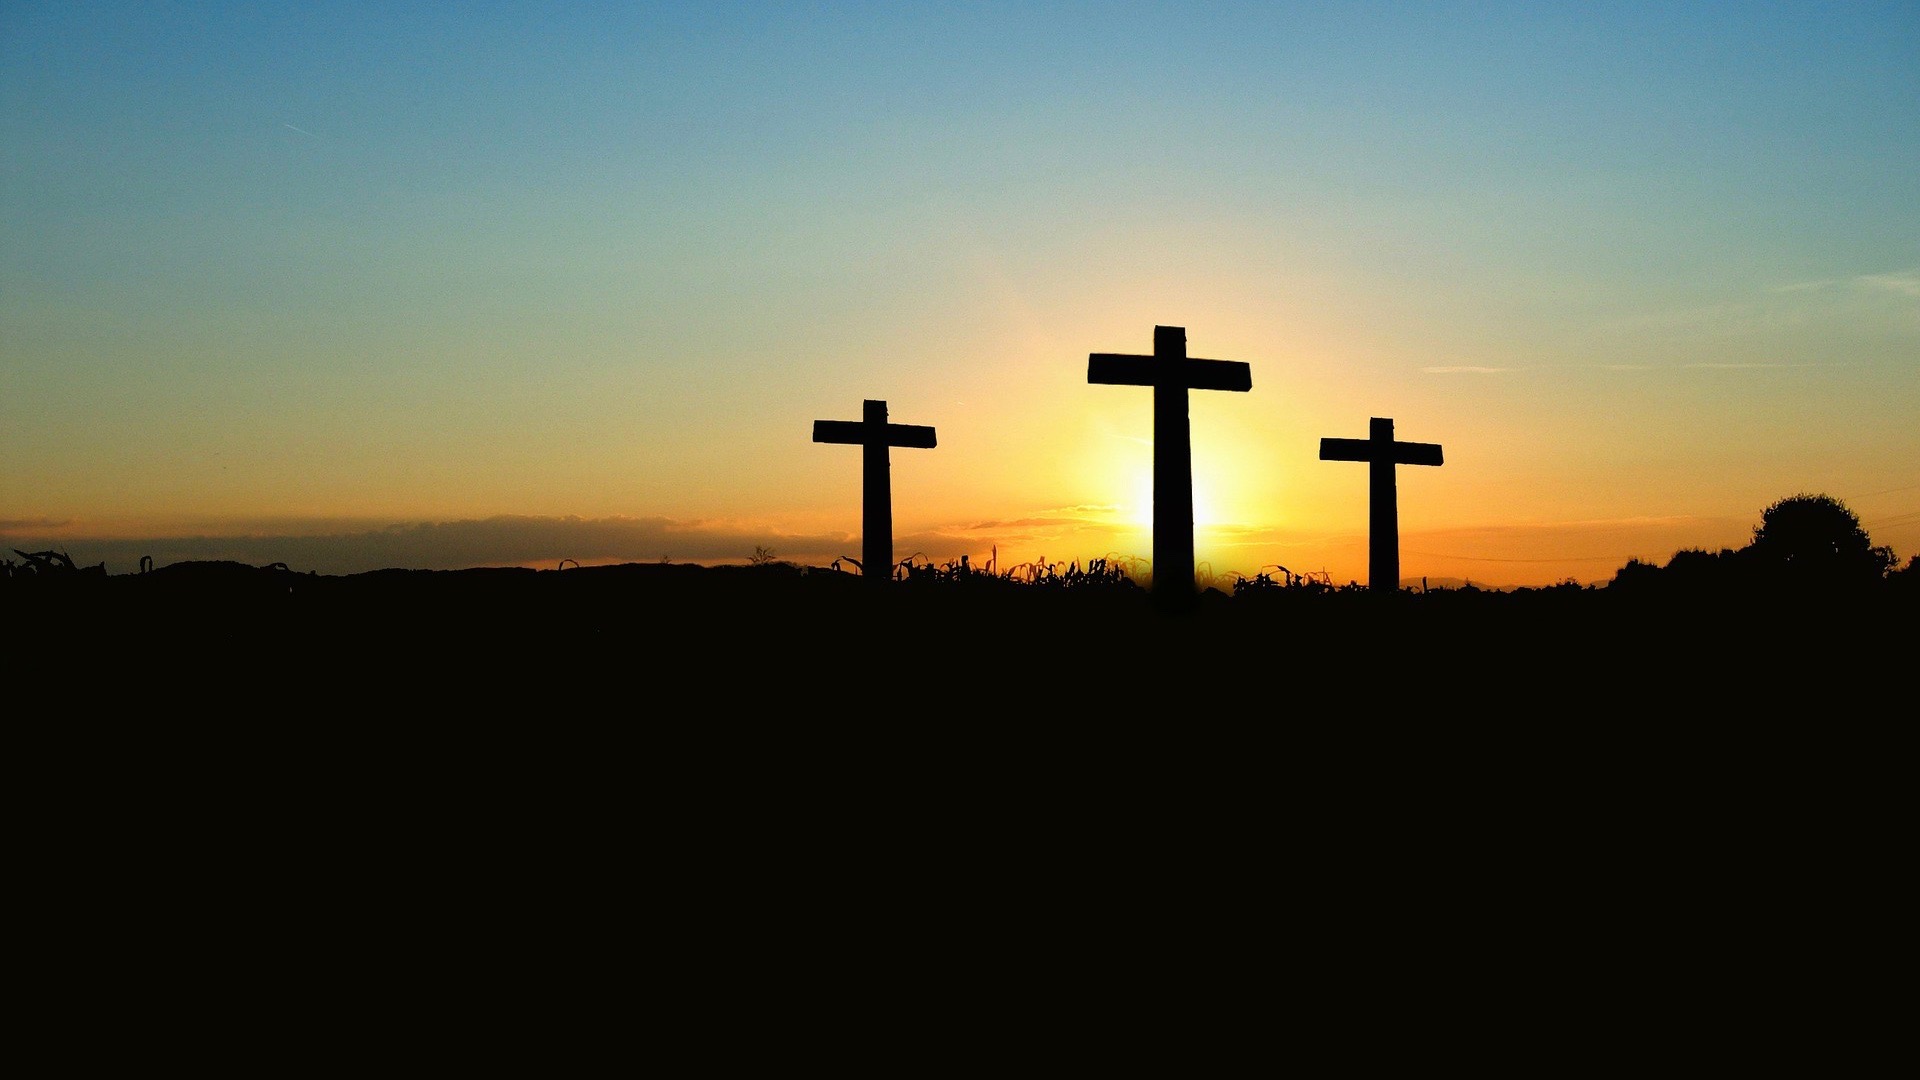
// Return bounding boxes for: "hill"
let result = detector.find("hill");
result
[13,556,1906,977]
[11,557,1907,711]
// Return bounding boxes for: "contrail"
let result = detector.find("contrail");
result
[282,122,320,138]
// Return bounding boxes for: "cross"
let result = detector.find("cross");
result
[1088,326,1253,605]
[1319,417,1444,592]
[813,399,937,586]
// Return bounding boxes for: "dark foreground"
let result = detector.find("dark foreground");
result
[14,559,1908,1041]
[22,557,1908,819]
[14,556,1910,708]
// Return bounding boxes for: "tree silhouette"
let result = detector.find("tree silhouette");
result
[1657,546,1746,598]
[1889,554,1920,599]
[1743,493,1894,591]
[1608,494,1903,600]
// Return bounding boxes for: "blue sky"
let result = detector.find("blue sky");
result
[4,2,1916,586]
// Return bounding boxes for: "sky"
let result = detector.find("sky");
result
[4,1,1916,589]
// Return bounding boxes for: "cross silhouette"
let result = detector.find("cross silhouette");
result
[813,399,937,585]
[1320,417,1444,592]
[1089,326,1253,604]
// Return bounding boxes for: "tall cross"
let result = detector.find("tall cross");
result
[1319,417,1444,592]
[813,399,937,585]
[1088,326,1253,604]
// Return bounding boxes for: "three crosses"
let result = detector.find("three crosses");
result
[814,326,1444,596]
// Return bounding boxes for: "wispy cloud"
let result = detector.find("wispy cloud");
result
[3,515,847,576]
[1768,271,1920,300]
[3,511,1142,579]
[1622,271,1919,351]
[961,510,1114,530]
[1855,271,1920,298]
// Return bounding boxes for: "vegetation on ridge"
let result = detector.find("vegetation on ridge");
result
[5,493,1915,603]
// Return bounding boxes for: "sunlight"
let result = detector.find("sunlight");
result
[1131,471,1154,529]
[1131,469,1219,528]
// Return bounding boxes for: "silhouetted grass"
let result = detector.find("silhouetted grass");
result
[16,550,1905,983]
[10,553,1909,715]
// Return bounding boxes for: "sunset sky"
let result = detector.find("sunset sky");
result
[4,2,1916,589]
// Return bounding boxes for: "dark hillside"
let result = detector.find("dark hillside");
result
[14,557,1905,996]
[12,558,1907,712]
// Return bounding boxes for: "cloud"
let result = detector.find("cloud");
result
[1855,271,1920,298]
[3,509,1142,579]
[1422,365,1509,374]
[2,515,863,577]
[1613,271,1917,352]
[961,513,1111,530]
[1765,271,1920,300]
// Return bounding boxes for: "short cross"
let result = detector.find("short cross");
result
[813,399,937,585]
[1088,326,1253,604]
[1319,417,1444,592]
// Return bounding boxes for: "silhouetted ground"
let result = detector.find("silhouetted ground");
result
[15,559,1906,1030]
[14,557,1907,714]
[27,556,1906,864]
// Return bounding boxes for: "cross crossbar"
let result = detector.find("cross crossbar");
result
[1088,354,1252,392]
[1320,437,1443,467]
[813,419,938,449]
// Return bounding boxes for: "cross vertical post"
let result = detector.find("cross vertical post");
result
[1319,417,1444,592]
[1088,326,1253,605]
[813,399,938,586]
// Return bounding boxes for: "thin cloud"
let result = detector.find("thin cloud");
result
[964,510,1118,529]
[1546,514,1717,529]
[4,515,832,576]
[1626,272,1912,347]
[3,512,1132,579]
[1767,271,1920,301]
[1400,549,1628,564]
[962,500,1128,528]
[1855,271,1920,298]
